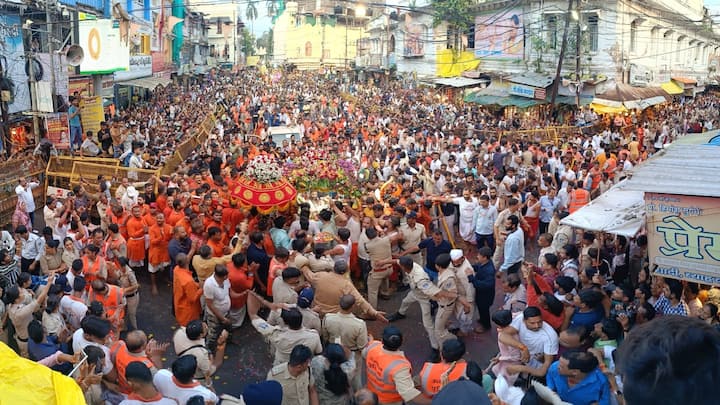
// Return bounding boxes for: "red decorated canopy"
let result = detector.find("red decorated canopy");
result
[230,177,297,214]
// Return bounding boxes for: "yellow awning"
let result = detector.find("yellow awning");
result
[661,81,684,95]
[589,103,627,114]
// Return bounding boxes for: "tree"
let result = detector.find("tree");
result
[266,0,277,17]
[431,0,475,55]
[246,1,259,26]
[241,28,256,57]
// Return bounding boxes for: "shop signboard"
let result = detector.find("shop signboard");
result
[114,55,153,81]
[646,193,720,286]
[509,83,535,98]
[45,113,70,150]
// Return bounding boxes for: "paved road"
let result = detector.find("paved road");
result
[134,271,505,397]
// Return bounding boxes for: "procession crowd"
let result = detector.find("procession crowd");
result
[3,68,720,405]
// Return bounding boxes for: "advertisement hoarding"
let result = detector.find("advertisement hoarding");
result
[646,193,720,286]
[79,19,130,74]
[474,8,524,60]
[45,113,70,150]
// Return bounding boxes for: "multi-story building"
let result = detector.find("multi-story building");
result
[357,0,720,100]
[271,1,370,69]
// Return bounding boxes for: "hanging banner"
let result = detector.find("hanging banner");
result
[80,96,104,135]
[474,8,524,60]
[0,15,31,113]
[646,193,720,286]
[45,113,70,150]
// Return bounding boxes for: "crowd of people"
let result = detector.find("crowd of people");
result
[2,67,720,405]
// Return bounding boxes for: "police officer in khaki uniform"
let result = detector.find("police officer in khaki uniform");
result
[434,254,471,352]
[267,344,318,405]
[322,294,368,389]
[387,256,444,356]
[364,228,393,309]
[399,211,426,266]
[248,291,323,366]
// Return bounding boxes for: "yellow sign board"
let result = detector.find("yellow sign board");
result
[80,96,104,135]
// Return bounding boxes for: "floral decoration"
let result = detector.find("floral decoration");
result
[245,154,284,184]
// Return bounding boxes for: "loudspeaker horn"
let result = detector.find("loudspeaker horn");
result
[66,45,84,66]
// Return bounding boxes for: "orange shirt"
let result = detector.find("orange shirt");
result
[148,223,173,266]
[207,239,225,258]
[228,262,254,309]
[125,216,147,262]
[173,266,203,327]
[167,210,184,227]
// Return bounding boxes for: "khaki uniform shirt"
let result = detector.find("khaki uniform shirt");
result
[400,224,426,264]
[365,236,392,270]
[322,312,368,351]
[252,319,323,365]
[173,327,214,380]
[273,279,299,305]
[39,251,64,275]
[436,270,458,307]
[9,300,40,340]
[267,363,314,405]
[309,272,377,317]
[407,263,441,301]
[268,306,322,333]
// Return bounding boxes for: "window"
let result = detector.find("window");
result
[650,27,658,55]
[305,41,312,57]
[586,14,598,52]
[217,20,222,34]
[467,24,475,49]
[630,20,638,53]
[546,15,558,50]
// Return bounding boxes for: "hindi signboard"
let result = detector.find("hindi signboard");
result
[646,193,720,286]
[80,96,104,135]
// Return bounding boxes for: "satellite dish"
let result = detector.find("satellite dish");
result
[66,45,84,67]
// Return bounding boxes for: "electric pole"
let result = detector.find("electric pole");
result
[549,0,574,118]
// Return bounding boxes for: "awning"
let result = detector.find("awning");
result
[499,96,543,108]
[116,76,171,90]
[553,95,593,106]
[672,76,697,86]
[623,95,668,110]
[661,81,684,95]
[589,103,627,114]
[507,73,555,88]
[434,77,488,88]
[560,181,645,237]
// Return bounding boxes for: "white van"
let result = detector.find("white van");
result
[267,126,304,145]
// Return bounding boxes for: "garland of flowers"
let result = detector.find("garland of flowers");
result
[245,154,284,184]
[283,148,361,197]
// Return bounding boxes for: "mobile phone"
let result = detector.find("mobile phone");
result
[68,348,89,377]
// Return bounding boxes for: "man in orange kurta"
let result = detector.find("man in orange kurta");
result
[149,212,173,295]
[173,253,203,327]
[125,206,148,267]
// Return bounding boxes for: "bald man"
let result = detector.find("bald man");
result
[110,330,169,394]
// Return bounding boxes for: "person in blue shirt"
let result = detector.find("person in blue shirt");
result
[467,246,495,332]
[68,97,83,151]
[28,319,72,374]
[570,289,606,330]
[401,230,451,281]
[546,350,610,405]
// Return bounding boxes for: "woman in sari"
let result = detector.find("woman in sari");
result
[12,200,31,232]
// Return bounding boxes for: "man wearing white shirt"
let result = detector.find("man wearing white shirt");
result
[16,225,44,273]
[499,306,558,378]
[154,356,218,405]
[499,215,524,275]
[474,195,498,253]
[15,177,39,227]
